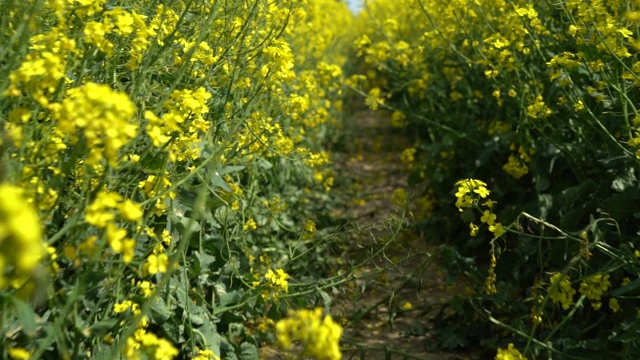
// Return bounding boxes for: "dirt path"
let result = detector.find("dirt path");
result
[258,107,479,360]
[330,107,477,360]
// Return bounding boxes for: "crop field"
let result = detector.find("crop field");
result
[1,1,640,359]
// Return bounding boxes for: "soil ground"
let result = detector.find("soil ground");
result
[327,107,480,360]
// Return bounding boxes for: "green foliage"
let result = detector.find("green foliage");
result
[351,0,640,358]
[0,0,355,359]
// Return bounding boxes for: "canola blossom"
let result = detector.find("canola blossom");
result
[276,308,343,360]
[353,0,640,358]
[1,0,353,358]
[3,0,640,358]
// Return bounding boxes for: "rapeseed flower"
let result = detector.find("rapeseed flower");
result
[144,253,170,276]
[579,273,611,310]
[0,184,45,290]
[454,179,490,211]
[53,82,137,167]
[548,273,575,310]
[8,348,30,360]
[495,343,527,360]
[265,268,290,292]
[276,308,342,360]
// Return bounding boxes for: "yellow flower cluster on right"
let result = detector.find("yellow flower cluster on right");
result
[454,179,505,238]
[579,273,611,310]
[276,308,342,360]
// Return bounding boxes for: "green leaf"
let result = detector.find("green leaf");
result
[188,305,207,326]
[171,281,189,309]
[218,290,240,308]
[150,297,173,323]
[200,321,221,354]
[240,342,258,360]
[228,322,244,341]
[89,319,118,337]
[215,165,246,176]
[210,165,246,191]
[13,298,37,337]
[174,214,202,234]
[257,157,273,170]
[611,168,636,192]
[211,174,232,191]
[195,251,217,273]
[602,187,640,220]
[611,278,640,296]
[317,288,332,314]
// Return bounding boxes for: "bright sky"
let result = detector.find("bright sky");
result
[344,0,363,14]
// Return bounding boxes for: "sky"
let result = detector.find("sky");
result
[344,0,363,14]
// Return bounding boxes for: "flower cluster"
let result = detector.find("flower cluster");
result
[454,179,490,211]
[263,268,290,300]
[454,179,505,238]
[276,308,342,360]
[495,343,528,360]
[0,0,352,358]
[0,184,45,290]
[114,300,178,360]
[548,273,576,311]
[579,273,611,310]
[84,191,142,263]
[502,145,533,180]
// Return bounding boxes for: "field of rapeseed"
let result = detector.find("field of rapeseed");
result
[0,0,352,359]
[352,0,640,358]
[3,0,640,359]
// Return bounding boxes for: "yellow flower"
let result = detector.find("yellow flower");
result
[8,348,31,360]
[391,111,407,127]
[489,223,506,237]
[243,219,257,231]
[119,199,143,222]
[483,199,497,208]
[145,253,169,275]
[265,268,290,293]
[0,184,45,289]
[609,298,620,313]
[85,191,122,228]
[548,273,575,310]
[114,300,137,314]
[304,219,316,233]
[106,224,136,263]
[138,281,155,298]
[276,308,342,360]
[54,82,137,167]
[400,147,417,165]
[365,87,385,110]
[401,301,413,311]
[495,343,527,360]
[480,210,496,225]
[193,349,220,360]
[454,179,491,211]
[469,223,479,236]
[391,188,408,207]
[579,274,611,310]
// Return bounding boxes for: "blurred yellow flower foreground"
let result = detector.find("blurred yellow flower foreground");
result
[276,308,343,360]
